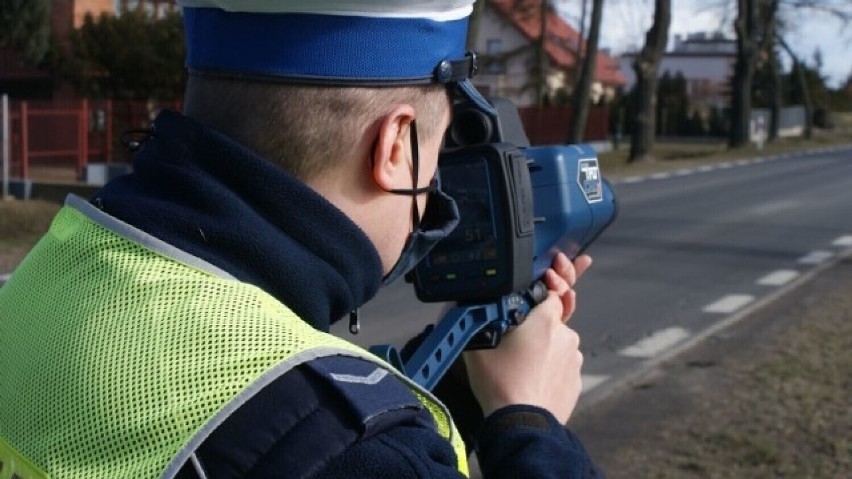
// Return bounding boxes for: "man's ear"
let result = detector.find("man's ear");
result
[372,105,416,191]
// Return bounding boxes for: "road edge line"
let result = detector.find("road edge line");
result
[575,247,852,416]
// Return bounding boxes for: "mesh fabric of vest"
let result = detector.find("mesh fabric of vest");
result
[0,205,468,478]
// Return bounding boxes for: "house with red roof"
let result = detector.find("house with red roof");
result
[470,0,626,107]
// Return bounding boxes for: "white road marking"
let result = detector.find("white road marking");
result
[798,250,834,265]
[703,294,755,314]
[650,172,671,180]
[735,159,751,166]
[698,165,715,172]
[622,176,645,184]
[0,273,9,284]
[717,162,734,169]
[747,199,800,216]
[832,235,852,247]
[619,327,691,358]
[757,269,800,286]
[675,168,694,176]
[581,375,609,394]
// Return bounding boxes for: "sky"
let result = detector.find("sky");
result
[555,0,852,88]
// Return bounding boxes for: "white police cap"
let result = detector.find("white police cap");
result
[180,1,474,20]
[178,0,482,87]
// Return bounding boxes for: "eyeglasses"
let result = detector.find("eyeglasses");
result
[388,177,438,196]
[386,120,438,196]
[384,120,438,230]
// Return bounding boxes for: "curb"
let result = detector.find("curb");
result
[575,246,852,415]
[607,143,852,184]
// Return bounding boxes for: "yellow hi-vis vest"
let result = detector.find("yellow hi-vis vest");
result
[0,196,468,479]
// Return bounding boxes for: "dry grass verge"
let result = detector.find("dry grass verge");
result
[598,131,852,180]
[574,257,852,478]
[0,199,61,273]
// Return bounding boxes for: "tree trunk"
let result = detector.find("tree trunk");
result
[574,0,588,86]
[465,0,486,52]
[568,0,604,143]
[795,63,814,139]
[535,0,549,106]
[777,36,814,139]
[730,0,758,147]
[628,0,671,163]
[760,0,781,141]
[767,51,782,141]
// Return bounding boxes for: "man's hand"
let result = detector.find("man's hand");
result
[463,253,592,424]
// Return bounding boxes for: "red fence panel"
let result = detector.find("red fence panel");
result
[8,100,607,180]
[517,106,610,145]
[7,99,180,182]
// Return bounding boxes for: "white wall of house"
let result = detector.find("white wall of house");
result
[471,7,539,106]
[620,53,735,112]
[471,6,619,107]
[619,55,734,90]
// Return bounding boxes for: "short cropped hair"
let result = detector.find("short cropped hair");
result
[183,74,451,181]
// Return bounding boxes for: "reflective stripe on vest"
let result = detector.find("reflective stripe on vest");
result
[0,199,468,478]
[0,435,50,479]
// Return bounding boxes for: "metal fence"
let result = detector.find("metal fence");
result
[0,98,181,184]
[0,97,609,193]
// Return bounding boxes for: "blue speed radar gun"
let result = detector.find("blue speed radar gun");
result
[371,97,618,390]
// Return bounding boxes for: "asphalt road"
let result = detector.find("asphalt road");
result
[331,145,852,404]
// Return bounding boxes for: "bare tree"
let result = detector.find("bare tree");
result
[568,0,604,143]
[534,0,550,106]
[784,0,851,23]
[701,0,850,145]
[730,0,759,147]
[757,0,782,141]
[628,0,671,163]
[466,0,486,52]
[574,0,589,86]
[472,1,554,105]
[777,35,814,138]
[777,0,849,139]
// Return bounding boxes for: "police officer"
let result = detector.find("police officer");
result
[0,1,602,477]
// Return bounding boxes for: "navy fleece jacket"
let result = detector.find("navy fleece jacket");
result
[94,110,604,478]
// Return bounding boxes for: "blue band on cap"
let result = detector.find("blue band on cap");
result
[183,8,469,83]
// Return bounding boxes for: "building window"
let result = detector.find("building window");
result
[486,38,505,74]
[118,0,178,18]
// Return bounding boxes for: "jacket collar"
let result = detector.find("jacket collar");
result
[93,110,384,331]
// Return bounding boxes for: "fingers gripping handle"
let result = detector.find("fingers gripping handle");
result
[370,287,544,391]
